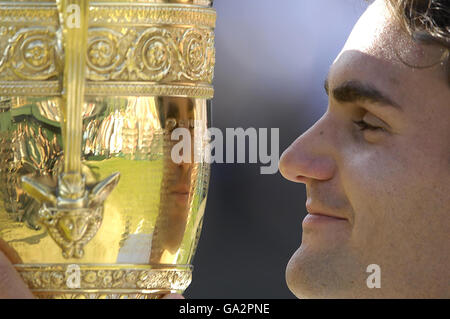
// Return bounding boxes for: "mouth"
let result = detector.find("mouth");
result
[170,189,190,197]
[303,204,349,227]
[170,190,190,195]
[169,184,191,195]
[303,212,346,222]
[168,186,191,204]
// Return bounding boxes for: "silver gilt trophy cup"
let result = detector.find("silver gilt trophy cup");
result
[0,0,215,298]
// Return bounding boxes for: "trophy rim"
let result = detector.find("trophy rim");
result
[14,263,194,297]
[0,1,214,8]
[14,263,193,270]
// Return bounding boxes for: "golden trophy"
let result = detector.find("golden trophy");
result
[0,0,215,298]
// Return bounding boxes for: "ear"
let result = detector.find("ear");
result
[88,172,120,207]
[21,176,57,205]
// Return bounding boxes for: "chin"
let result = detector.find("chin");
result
[285,246,328,299]
[286,243,366,299]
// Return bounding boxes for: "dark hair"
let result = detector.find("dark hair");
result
[385,0,449,81]
[386,0,449,46]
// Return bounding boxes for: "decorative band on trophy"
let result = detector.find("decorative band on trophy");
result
[15,264,192,298]
[0,1,216,98]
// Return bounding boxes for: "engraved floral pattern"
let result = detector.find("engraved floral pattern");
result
[180,29,214,81]
[0,4,216,98]
[133,28,177,81]
[16,265,192,296]
[89,40,114,67]
[86,28,127,79]
[9,28,60,80]
[86,27,215,84]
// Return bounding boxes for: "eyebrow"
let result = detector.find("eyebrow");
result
[324,78,402,111]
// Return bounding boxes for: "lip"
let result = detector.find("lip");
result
[302,213,349,228]
[168,186,191,204]
[305,203,348,220]
[169,184,191,195]
[169,190,190,197]
[302,214,348,229]
[170,190,190,195]
[303,202,349,226]
[169,192,190,206]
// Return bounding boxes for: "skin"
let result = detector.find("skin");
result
[279,0,450,298]
[0,239,34,299]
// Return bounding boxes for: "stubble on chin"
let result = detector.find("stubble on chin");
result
[285,242,367,299]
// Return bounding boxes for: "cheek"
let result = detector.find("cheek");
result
[339,145,420,247]
[340,134,449,250]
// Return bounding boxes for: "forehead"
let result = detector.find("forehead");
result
[337,0,444,68]
[329,0,448,109]
[337,0,394,61]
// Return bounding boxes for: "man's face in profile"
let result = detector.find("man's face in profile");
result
[279,0,450,298]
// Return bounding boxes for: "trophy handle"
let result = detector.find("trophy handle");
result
[57,0,88,195]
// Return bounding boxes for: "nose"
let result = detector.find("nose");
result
[279,117,336,185]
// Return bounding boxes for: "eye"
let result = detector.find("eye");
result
[352,119,384,131]
[352,113,390,143]
[165,118,177,131]
[352,111,389,133]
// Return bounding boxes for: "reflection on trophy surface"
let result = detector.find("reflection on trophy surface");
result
[0,0,215,298]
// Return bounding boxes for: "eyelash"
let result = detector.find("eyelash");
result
[352,120,383,131]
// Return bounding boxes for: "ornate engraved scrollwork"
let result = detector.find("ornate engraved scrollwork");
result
[0,3,216,98]
[133,28,178,81]
[180,28,214,81]
[86,28,128,80]
[10,28,59,80]
[38,205,104,259]
[15,264,192,299]
[86,27,215,84]
[0,27,60,81]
